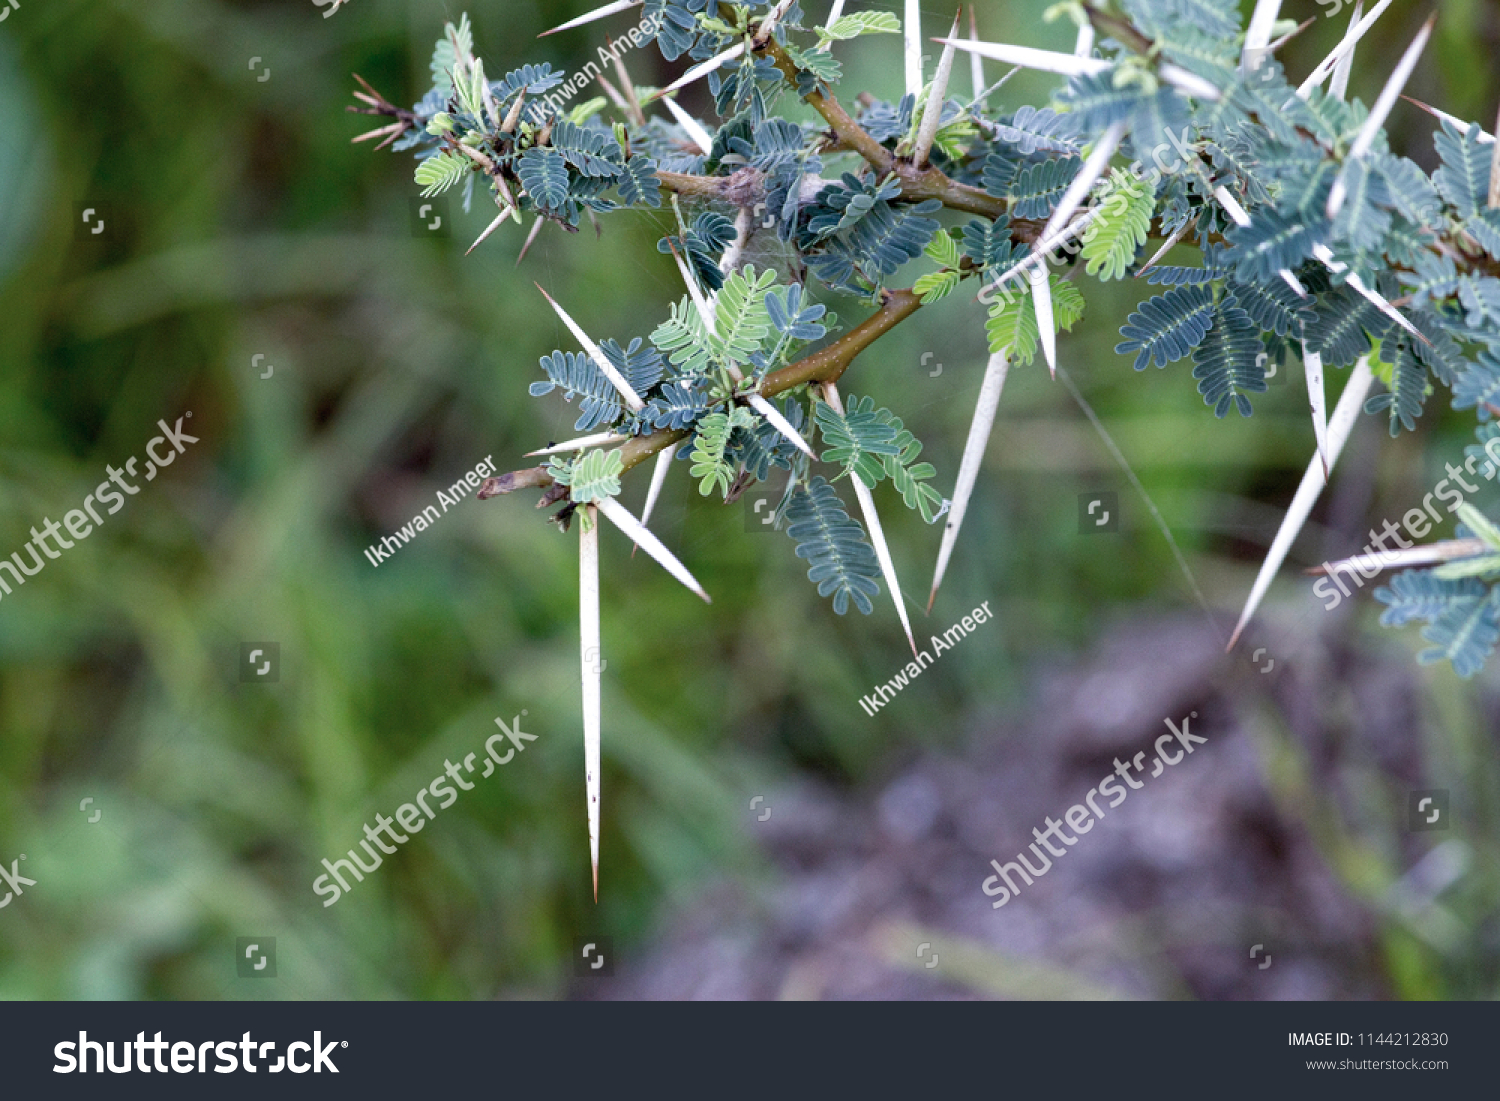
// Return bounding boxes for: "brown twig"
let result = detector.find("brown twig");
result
[758,39,1007,219]
[480,288,926,499]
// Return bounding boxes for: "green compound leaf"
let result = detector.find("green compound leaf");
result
[650,297,715,376]
[517,147,571,213]
[924,228,963,270]
[714,264,778,366]
[986,274,1085,364]
[914,269,962,304]
[1434,120,1492,221]
[1115,283,1214,371]
[1081,168,1154,281]
[1419,588,1500,678]
[415,151,469,197]
[1191,296,1264,418]
[785,476,882,616]
[429,14,473,96]
[550,120,623,179]
[689,407,755,498]
[817,10,902,47]
[881,412,945,524]
[615,154,663,208]
[815,394,901,487]
[1364,339,1429,436]
[1008,157,1082,220]
[568,448,624,504]
[1377,571,1484,626]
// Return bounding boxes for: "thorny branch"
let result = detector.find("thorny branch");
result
[479,288,924,502]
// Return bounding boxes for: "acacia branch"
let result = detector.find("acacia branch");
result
[479,288,925,501]
[758,39,1007,221]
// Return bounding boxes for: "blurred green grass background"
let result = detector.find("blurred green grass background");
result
[0,0,1497,999]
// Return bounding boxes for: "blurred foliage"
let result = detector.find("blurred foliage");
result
[0,0,1497,1000]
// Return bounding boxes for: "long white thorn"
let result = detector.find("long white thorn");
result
[466,204,514,256]
[758,0,797,42]
[541,0,641,38]
[535,285,646,410]
[929,350,1010,611]
[1311,539,1489,579]
[1301,346,1329,482]
[1242,0,1281,72]
[595,496,712,603]
[1328,1,1363,102]
[1227,356,1375,651]
[747,393,816,458]
[913,14,962,167]
[823,383,918,657]
[1312,244,1423,341]
[1297,0,1397,99]
[1073,21,1095,59]
[1492,104,1500,209]
[1213,186,1309,299]
[517,215,545,266]
[659,94,715,156]
[638,444,676,530]
[667,244,717,336]
[1268,16,1318,54]
[1037,119,1125,254]
[525,432,630,457]
[905,0,924,100]
[1032,268,1058,379]
[1400,97,1497,144]
[1159,64,1222,101]
[595,73,633,118]
[1029,119,1122,379]
[649,43,745,101]
[1327,14,1434,220]
[579,505,601,903]
[828,0,847,26]
[936,37,1108,78]
[1137,219,1192,276]
[610,35,647,129]
[969,7,987,108]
